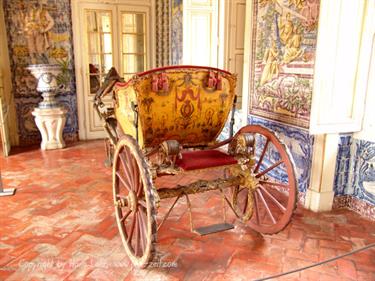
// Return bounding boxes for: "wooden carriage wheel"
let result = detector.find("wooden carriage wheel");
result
[113,135,157,268]
[233,125,297,234]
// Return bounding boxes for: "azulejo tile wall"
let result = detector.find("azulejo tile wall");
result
[249,115,314,199]
[3,0,78,145]
[334,135,375,218]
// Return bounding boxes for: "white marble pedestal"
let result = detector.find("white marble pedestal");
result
[32,107,67,150]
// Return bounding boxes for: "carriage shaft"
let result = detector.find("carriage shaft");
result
[157,176,241,200]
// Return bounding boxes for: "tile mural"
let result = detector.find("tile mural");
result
[334,136,375,206]
[334,135,352,197]
[249,0,320,128]
[249,115,314,196]
[3,0,78,145]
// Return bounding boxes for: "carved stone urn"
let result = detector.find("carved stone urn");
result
[27,64,62,108]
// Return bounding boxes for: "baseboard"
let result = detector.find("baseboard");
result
[333,195,375,221]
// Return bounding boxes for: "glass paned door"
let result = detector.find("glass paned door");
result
[74,1,153,140]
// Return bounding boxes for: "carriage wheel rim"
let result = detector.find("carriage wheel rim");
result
[112,136,156,268]
[234,125,297,234]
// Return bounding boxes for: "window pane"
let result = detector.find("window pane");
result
[134,14,145,33]
[86,11,98,32]
[122,13,145,34]
[103,54,113,73]
[100,12,112,32]
[88,33,100,54]
[123,54,144,73]
[89,55,100,66]
[102,33,112,53]
[123,13,135,33]
[123,34,144,53]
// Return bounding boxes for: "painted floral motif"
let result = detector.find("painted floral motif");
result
[250,0,320,128]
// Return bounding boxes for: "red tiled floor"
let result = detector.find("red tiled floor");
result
[0,140,375,280]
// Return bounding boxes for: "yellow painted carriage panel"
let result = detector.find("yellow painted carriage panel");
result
[114,67,237,149]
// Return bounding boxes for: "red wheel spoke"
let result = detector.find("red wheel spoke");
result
[138,199,147,209]
[256,160,284,178]
[134,213,140,256]
[138,210,147,253]
[136,177,143,198]
[238,187,246,194]
[259,185,286,213]
[116,171,132,192]
[253,191,260,224]
[254,138,269,173]
[131,157,140,192]
[256,189,276,224]
[119,153,134,189]
[127,211,137,243]
[259,180,289,189]
[120,210,131,222]
[124,148,136,186]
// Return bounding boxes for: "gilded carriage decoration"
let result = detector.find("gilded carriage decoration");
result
[94,65,297,268]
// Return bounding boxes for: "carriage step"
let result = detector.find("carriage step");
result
[194,223,234,236]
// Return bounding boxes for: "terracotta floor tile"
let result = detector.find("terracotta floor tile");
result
[1,140,375,280]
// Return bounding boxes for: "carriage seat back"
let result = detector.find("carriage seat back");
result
[113,66,237,149]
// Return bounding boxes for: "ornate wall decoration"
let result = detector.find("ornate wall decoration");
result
[171,0,183,65]
[352,139,375,205]
[156,0,171,67]
[3,0,78,145]
[250,0,320,128]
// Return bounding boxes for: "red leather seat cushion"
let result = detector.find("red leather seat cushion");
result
[175,149,237,171]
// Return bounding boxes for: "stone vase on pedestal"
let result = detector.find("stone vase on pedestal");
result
[27,64,67,150]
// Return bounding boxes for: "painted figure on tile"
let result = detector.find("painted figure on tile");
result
[24,1,55,64]
[278,13,294,45]
[300,0,320,30]
[283,25,304,63]
[288,0,305,10]
[260,40,280,86]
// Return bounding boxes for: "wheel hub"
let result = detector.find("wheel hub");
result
[115,191,138,211]
[128,190,138,212]
[229,166,260,190]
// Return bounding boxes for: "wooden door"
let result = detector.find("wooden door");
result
[226,0,246,108]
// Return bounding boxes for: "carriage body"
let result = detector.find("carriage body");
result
[95,66,297,268]
[113,66,237,149]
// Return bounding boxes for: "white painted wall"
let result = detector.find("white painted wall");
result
[354,34,375,143]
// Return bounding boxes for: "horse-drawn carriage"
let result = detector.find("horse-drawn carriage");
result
[94,66,297,268]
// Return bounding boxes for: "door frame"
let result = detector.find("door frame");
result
[71,0,155,140]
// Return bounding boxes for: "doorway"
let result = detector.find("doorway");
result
[72,0,155,140]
